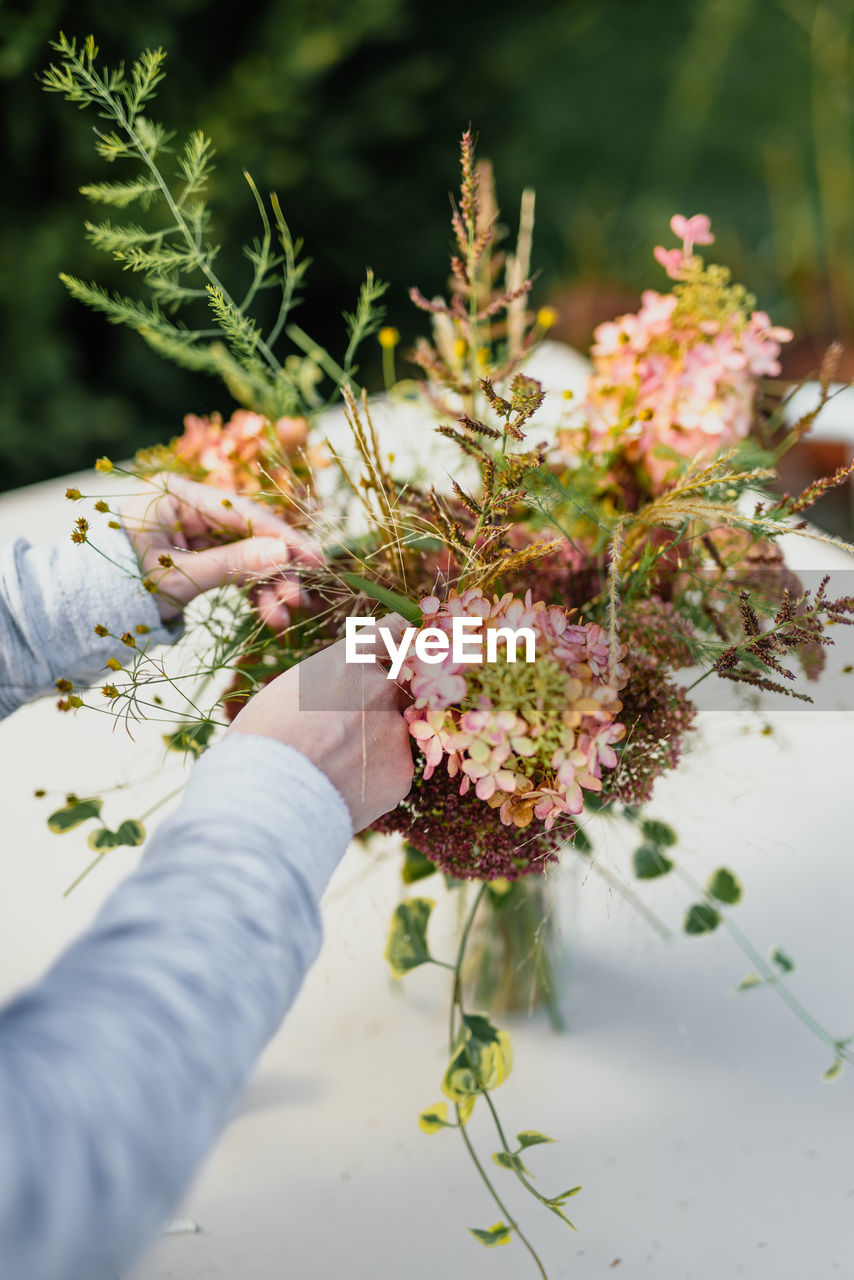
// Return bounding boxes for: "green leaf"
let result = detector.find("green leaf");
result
[343,267,388,369]
[684,903,722,936]
[457,1094,476,1125]
[633,844,674,879]
[87,819,146,852]
[549,1186,582,1204]
[468,1222,512,1248]
[492,1150,531,1176]
[442,1017,514,1101]
[418,1103,453,1133]
[337,573,422,623]
[115,818,146,846]
[87,827,123,851]
[163,721,215,758]
[384,898,435,978]
[178,130,215,196]
[547,1203,578,1230]
[442,1044,480,1102]
[462,1013,501,1046]
[47,798,102,833]
[640,819,677,847]
[80,178,161,208]
[735,972,763,992]
[770,946,796,974]
[707,867,743,905]
[205,284,262,359]
[458,1090,478,1121]
[823,1058,844,1082]
[516,1130,556,1149]
[401,845,437,885]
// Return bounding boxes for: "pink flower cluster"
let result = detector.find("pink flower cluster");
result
[585,215,793,490]
[402,588,626,831]
[175,409,309,494]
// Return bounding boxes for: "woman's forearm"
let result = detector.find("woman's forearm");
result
[0,734,352,1280]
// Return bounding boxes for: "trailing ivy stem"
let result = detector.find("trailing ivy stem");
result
[455,1104,549,1280]
[674,863,853,1063]
[63,850,110,898]
[449,882,488,1051]
[449,883,550,1276]
[480,1089,556,1210]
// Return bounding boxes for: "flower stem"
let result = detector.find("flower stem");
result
[456,1105,549,1280]
[449,881,551,1277]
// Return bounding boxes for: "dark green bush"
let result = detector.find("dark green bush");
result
[0,0,848,489]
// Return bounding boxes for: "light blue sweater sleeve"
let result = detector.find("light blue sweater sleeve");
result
[0,530,354,1280]
[0,517,177,717]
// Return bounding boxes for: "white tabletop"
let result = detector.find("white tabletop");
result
[1,459,853,1280]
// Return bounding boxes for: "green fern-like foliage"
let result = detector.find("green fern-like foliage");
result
[41,33,386,420]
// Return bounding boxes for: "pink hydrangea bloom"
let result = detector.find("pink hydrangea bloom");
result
[403,588,626,831]
[584,217,793,490]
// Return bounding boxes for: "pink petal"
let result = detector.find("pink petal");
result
[475,775,497,801]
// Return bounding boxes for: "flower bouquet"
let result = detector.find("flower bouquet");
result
[39,35,854,1274]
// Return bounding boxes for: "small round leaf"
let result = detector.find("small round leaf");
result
[684,903,722,936]
[707,867,742,905]
[633,844,674,880]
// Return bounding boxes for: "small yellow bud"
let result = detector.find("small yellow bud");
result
[55,677,74,694]
[476,346,491,368]
[536,306,558,330]
[108,520,121,530]
[120,631,136,649]
[378,326,400,349]
[135,623,150,635]
[33,789,46,798]
[221,498,233,509]
[157,553,173,568]
[105,657,122,671]
[452,338,467,359]
[57,695,83,711]
[93,623,109,637]
[95,457,114,473]
[94,500,109,513]
[489,878,512,897]
[101,684,120,700]
[562,389,574,401]
[65,488,82,501]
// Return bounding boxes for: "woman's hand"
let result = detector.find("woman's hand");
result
[226,619,414,831]
[121,474,323,628]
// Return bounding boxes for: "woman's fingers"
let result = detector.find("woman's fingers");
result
[170,536,298,598]
[251,583,292,631]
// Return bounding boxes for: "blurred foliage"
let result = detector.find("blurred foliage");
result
[2,0,854,489]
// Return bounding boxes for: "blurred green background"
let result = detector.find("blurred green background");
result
[2,0,854,492]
